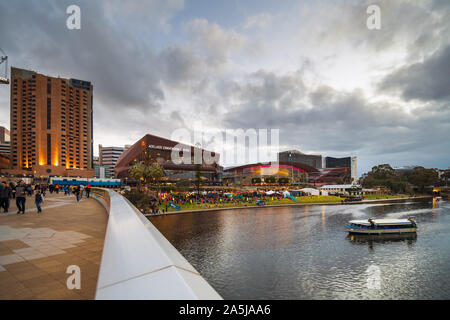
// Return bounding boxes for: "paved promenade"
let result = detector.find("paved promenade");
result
[0,193,107,299]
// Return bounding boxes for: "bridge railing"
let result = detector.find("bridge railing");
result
[91,188,222,300]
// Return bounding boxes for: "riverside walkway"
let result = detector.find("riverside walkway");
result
[0,193,107,299]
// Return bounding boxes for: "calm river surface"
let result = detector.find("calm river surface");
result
[149,198,450,299]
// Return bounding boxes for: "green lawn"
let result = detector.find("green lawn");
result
[158,195,343,213]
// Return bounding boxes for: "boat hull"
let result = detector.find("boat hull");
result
[346,227,417,235]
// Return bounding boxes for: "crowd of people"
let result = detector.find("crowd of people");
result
[0,180,92,215]
[140,190,287,215]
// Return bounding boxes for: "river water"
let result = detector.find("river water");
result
[149,198,450,299]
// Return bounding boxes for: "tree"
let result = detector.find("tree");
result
[129,163,146,190]
[360,164,407,194]
[442,170,450,187]
[407,167,440,193]
[146,162,165,192]
[129,162,165,192]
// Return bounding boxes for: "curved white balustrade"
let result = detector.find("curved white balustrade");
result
[91,188,222,300]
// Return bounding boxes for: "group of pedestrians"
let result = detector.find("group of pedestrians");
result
[0,181,92,215]
[62,184,91,201]
[0,180,43,214]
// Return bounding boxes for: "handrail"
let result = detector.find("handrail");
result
[91,188,222,300]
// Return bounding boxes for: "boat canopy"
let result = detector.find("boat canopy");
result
[349,219,413,226]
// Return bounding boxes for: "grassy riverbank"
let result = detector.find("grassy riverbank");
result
[158,195,342,213]
[150,194,430,215]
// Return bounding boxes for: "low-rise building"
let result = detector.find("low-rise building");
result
[0,141,10,155]
[320,184,362,195]
[94,165,110,179]
[223,161,317,186]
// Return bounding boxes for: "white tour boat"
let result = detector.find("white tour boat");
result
[345,217,417,235]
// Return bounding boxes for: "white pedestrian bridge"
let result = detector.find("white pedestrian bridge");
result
[91,188,222,300]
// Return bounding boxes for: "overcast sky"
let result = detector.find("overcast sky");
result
[0,0,449,175]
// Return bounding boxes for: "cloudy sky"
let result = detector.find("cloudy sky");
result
[0,0,449,175]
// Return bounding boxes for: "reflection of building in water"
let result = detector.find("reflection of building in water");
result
[432,197,439,218]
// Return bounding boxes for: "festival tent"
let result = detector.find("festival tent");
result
[299,188,320,196]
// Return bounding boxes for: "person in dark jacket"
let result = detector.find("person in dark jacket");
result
[35,190,43,213]
[15,180,27,214]
[10,182,16,199]
[74,186,81,202]
[0,181,12,213]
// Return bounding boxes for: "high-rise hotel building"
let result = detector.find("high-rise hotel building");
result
[9,67,94,177]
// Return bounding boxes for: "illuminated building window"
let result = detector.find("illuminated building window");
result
[47,134,51,165]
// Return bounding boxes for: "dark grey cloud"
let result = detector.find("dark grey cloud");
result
[158,46,205,88]
[0,0,166,111]
[379,45,450,101]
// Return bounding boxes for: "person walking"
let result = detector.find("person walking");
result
[26,184,33,197]
[0,181,12,213]
[35,190,43,213]
[15,180,26,214]
[75,186,81,202]
[10,182,16,199]
[86,184,91,198]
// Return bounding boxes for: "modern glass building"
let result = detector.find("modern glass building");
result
[325,156,351,168]
[278,150,322,169]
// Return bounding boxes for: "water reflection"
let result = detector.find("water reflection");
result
[348,233,417,251]
[150,199,450,299]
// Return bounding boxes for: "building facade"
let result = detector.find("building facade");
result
[114,133,221,182]
[351,156,357,184]
[0,141,10,155]
[223,161,318,186]
[278,150,322,169]
[0,153,10,170]
[0,126,10,144]
[94,165,110,179]
[325,156,351,169]
[320,184,362,195]
[99,145,125,178]
[8,67,94,177]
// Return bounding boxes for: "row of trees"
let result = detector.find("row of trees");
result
[360,164,442,193]
[129,162,203,197]
[129,162,165,191]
